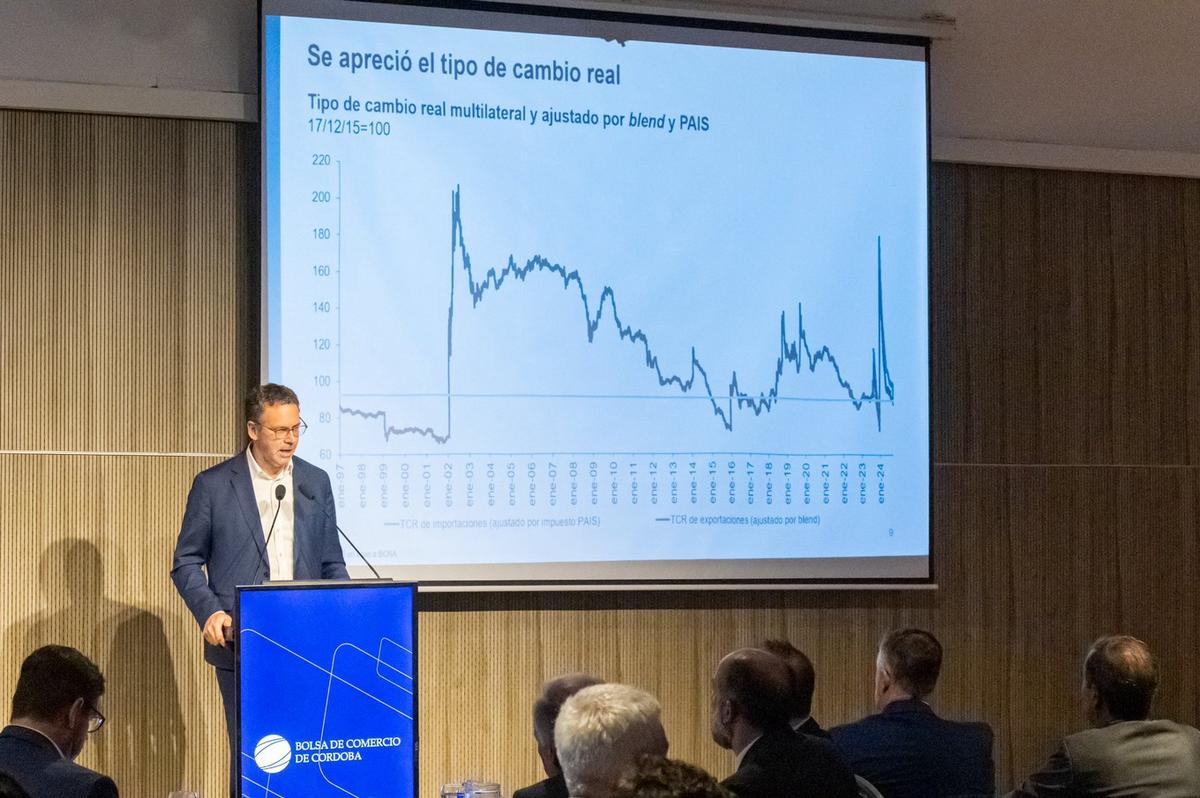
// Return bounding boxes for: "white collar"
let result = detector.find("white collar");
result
[9,722,66,759]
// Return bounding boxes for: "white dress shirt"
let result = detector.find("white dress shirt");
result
[246,447,295,581]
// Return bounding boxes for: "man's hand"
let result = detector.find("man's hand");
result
[203,610,233,646]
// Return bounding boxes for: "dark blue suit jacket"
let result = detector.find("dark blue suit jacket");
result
[0,726,118,798]
[171,451,349,669]
[830,699,994,798]
[722,728,859,798]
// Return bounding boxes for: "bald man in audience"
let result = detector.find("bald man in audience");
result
[514,674,604,798]
[760,639,828,738]
[1008,635,1200,797]
[555,683,669,798]
[830,628,993,798]
[711,648,857,798]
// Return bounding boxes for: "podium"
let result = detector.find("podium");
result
[236,581,417,797]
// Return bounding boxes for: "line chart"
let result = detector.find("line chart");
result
[339,187,896,445]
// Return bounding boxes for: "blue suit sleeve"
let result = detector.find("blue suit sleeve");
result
[318,472,349,579]
[170,473,224,627]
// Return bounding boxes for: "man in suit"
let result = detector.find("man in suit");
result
[555,683,669,797]
[171,383,348,797]
[1008,634,1200,797]
[830,628,993,798]
[711,648,857,798]
[0,645,118,798]
[760,638,829,738]
[514,673,604,798]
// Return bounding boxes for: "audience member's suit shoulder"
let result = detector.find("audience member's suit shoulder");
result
[512,772,568,798]
[0,727,118,798]
[1063,719,1200,789]
[830,701,993,798]
[41,760,119,798]
[722,729,857,798]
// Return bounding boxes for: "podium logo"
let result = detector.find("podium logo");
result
[254,734,293,774]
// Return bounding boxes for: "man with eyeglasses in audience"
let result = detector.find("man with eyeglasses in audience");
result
[0,645,117,798]
[171,383,348,797]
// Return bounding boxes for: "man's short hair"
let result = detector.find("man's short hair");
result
[10,645,104,722]
[879,628,942,699]
[1084,635,1158,721]
[555,683,667,797]
[761,639,815,718]
[611,755,732,798]
[533,673,604,746]
[716,649,792,732]
[244,383,299,424]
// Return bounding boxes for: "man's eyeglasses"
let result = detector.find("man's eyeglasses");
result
[252,419,308,440]
[86,702,105,734]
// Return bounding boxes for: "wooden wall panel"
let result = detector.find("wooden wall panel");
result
[931,166,1200,465]
[0,109,252,798]
[0,111,251,453]
[1,109,1198,797]
[0,454,228,797]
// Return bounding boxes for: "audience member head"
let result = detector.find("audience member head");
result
[1083,635,1158,725]
[0,773,31,798]
[611,755,733,798]
[9,645,106,760]
[555,683,668,798]
[532,673,604,778]
[874,628,942,710]
[244,383,302,475]
[710,648,792,754]
[760,638,816,723]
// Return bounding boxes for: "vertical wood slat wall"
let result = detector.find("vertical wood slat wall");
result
[1,108,1198,797]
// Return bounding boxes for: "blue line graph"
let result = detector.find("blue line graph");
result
[340,187,895,444]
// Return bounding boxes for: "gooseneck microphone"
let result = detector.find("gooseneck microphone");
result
[297,484,383,579]
[253,483,287,584]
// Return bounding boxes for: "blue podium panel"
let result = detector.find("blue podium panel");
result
[237,582,417,798]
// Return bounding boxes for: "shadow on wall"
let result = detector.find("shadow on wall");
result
[5,538,187,796]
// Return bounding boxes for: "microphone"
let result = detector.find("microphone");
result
[297,485,383,579]
[253,484,286,584]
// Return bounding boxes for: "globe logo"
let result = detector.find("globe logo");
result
[253,734,292,774]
